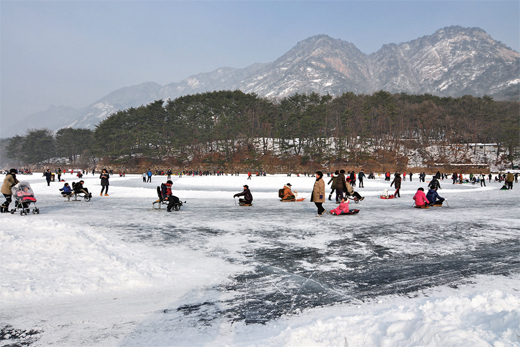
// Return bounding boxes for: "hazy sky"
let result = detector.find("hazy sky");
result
[1,0,519,132]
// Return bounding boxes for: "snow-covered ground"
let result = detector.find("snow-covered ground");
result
[1,172,519,346]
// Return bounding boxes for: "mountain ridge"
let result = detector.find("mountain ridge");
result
[3,25,518,137]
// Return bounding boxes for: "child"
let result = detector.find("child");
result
[413,187,429,207]
[330,198,350,215]
[59,183,73,200]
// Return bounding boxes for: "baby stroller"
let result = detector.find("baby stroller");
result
[10,182,40,215]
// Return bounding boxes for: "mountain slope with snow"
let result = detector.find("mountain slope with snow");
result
[3,26,518,137]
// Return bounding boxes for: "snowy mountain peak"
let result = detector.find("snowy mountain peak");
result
[3,26,518,137]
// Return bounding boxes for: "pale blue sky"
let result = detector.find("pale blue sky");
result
[1,1,519,130]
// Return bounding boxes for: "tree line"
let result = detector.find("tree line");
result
[3,90,519,168]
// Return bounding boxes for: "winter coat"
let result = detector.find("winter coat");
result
[73,182,86,193]
[43,171,52,181]
[100,173,110,186]
[311,178,325,203]
[506,173,514,183]
[426,189,442,203]
[1,174,19,195]
[345,181,355,195]
[282,185,295,200]
[234,188,253,202]
[391,176,402,189]
[335,173,346,190]
[327,175,337,187]
[330,200,350,215]
[413,190,429,206]
[60,185,72,194]
[428,178,441,190]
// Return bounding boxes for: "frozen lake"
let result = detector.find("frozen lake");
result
[1,172,519,346]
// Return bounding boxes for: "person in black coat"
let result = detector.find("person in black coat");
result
[99,169,110,196]
[391,173,402,197]
[429,177,442,190]
[335,170,347,202]
[234,185,253,205]
[43,169,53,186]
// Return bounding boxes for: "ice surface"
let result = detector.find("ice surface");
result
[0,172,518,346]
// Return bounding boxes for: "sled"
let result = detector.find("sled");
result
[330,209,360,215]
[280,197,306,202]
[239,202,253,206]
[414,205,430,209]
[380,195,395,199]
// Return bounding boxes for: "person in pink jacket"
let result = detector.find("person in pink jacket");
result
[330,198,350,215]
[413,187,429,207]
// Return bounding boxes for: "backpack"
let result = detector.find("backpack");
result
[160,183,168,197]
[278,189,284,198]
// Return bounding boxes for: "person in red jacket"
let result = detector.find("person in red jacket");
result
[413,187,429,207]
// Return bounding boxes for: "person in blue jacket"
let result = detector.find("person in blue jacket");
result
[426,187,445,205]
[59,183,73,199]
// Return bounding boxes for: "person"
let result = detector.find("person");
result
[327,171,338,200]
[100,169,110,196]
[234,185,253,205]
[428,176,442,190]
[390,173,402,198]
[413,187,429,208]
[480,173,486,187]
[506,171,514,190]
[59,183,73,200]
[43,169,52,186]
[142,172,147,183]
[162,180,181,212]
[147,169,152,183]
[426,187,445,206]
[409,172,413,181]
[281,183,297,201]
[247,171,252,180]
[330,198,350,215]
[73,180,91,198]
[349,171,356,187]
[1,169,19,213]
[311,171,326,216]
[57,168,62,182]
[335,169,347,202]
[358,170,365,188]
[345,179,364,201]
[452,172,458,184]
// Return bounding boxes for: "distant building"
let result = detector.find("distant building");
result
[468,143,498,155]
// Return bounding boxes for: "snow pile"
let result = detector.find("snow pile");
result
[271,288,520,347]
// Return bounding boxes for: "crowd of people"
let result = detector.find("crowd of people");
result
[1,166,517,215]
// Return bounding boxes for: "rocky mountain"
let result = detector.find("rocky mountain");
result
[4,26,519,137]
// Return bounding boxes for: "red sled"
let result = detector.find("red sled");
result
[380,195,395,199]
[331,209,360,215]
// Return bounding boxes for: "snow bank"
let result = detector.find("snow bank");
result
[270,288,520,347]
